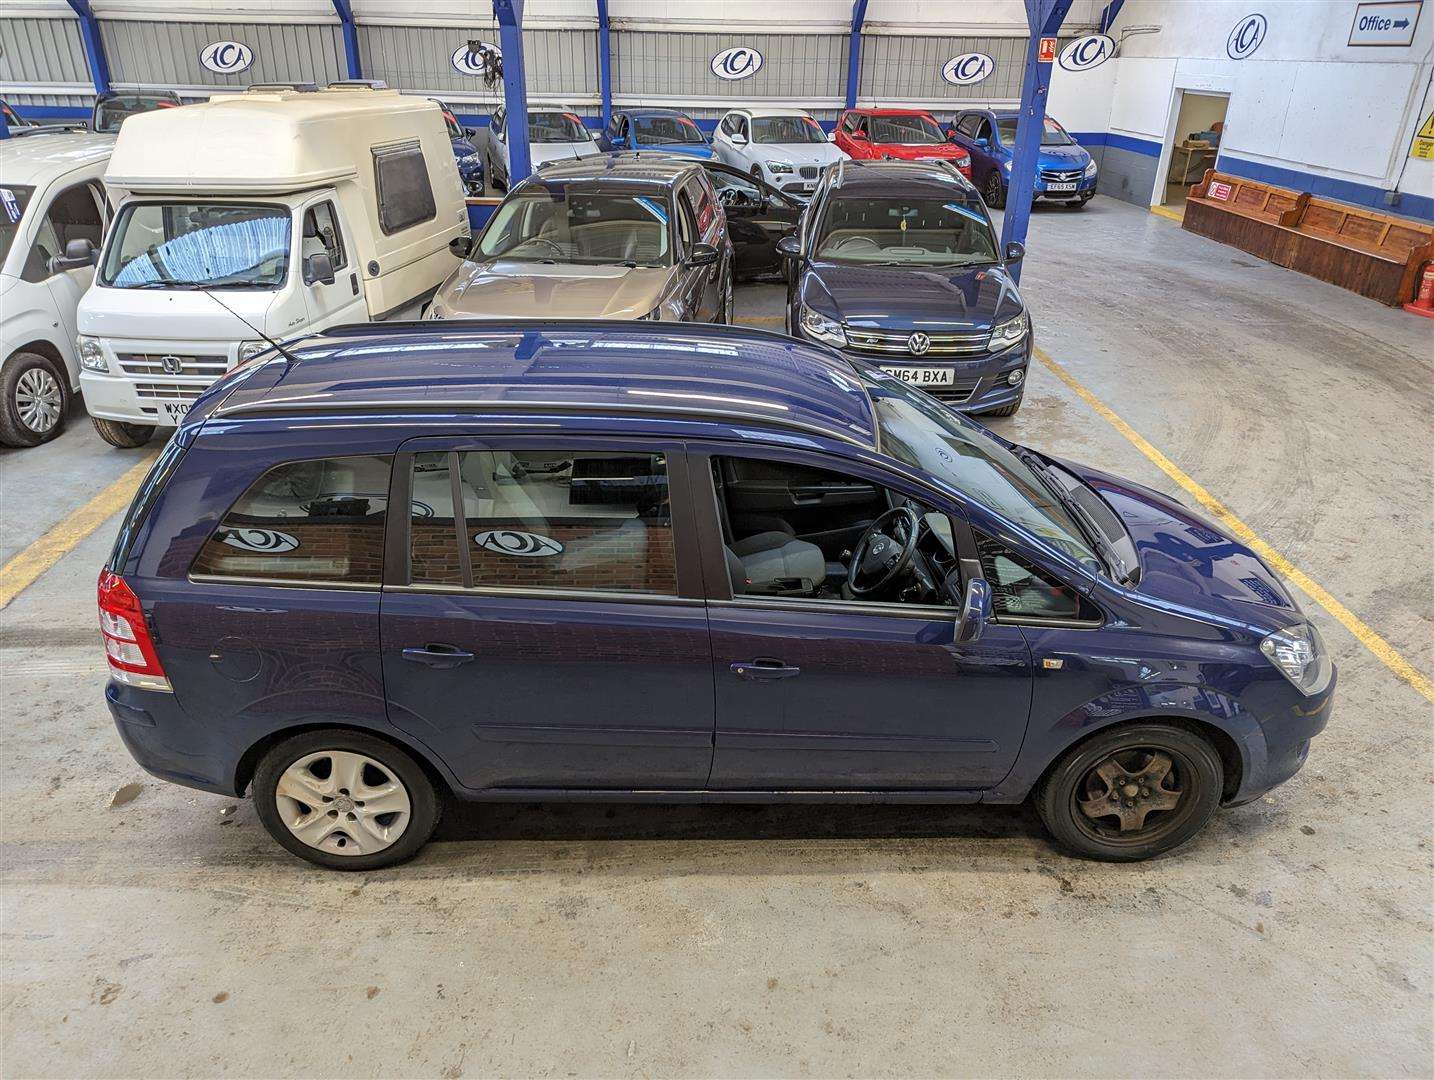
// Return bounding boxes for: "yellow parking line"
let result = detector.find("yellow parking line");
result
[1035,346,1434,704]
[0,453,158,610]
[1149,204,1185,223]
[736,314,785,325]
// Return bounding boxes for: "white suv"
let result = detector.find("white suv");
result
[0,131,112,447]
[710,108,846,198]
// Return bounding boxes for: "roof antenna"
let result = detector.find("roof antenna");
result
[199,287,303,371]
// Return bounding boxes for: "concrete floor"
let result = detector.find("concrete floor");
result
[2,197,1431,1077]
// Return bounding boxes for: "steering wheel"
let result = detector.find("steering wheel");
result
[831,235,881,254]
[847,506,923,597]
[521,237,567,257]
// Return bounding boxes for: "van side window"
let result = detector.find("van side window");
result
[22,182,104,283]
[373,142,437,236]
[301,201,346,271]
[191,456,391,585]
[406,450,677,596]
[974,530,1091,621]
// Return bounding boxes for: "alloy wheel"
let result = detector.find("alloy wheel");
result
[15,366,62,434]
[984,172,1005,209]
[274,750,412,856]
[1075,747,1186,837]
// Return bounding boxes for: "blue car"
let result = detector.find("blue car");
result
[948,110,1097,210]
[778,160,1031,416]
[597,107,714,159]
[103,320,1332,870]
[432,98,485,195]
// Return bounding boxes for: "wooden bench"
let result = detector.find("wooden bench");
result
[1182,169,1434,306]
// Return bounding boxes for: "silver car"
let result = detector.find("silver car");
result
[429,157,735,323]
[711,108,847,198]
[473,103,602,190]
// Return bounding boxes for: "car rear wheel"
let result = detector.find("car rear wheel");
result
[1036,723,1223,862]
[720,272,735,324]
[983,171,1006,209]
[253,729,441,871]
[91,416,155,448]
[1,352,68,448]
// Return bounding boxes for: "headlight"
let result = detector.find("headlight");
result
[238,340,270,364]
[1003,160,1013,172]
[1260,623,1333,696]
[798,303,846,347]
[460,153,481,165]
[988,312,1029,350]
[765,160,795,175]
[1083,159,1098,178]
[77,335,107,373]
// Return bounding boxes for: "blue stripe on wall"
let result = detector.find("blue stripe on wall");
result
[1217,154,1434,225]
[1070,131,1162,157]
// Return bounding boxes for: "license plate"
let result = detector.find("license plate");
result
[1046,181,1077,192]
[162,401,190,422]
[793,183,814,193]
[880,366,954,387]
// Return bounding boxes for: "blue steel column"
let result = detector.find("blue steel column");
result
[999,0,1073,281]
[494,0,532,183]
[845,0,869,110]
[332,0,363,81]
[66,0,111,96]
[1098,0,1126,33]
[597,0,612,127]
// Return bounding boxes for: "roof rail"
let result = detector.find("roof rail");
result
[327,79,389,90]
[246,82,318,93]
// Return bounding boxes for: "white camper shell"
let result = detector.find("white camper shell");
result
[79,85,466,447]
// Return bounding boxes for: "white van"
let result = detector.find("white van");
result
[0,131,112,448]
[77,85,467,447]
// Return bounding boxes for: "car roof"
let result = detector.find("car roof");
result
[0,132,112,185]
[530,155,700,185]
[212,322,878,449]
[827,159,977,197]
[738,107,817,120]
[848,107,937,117]
[623,107,693,119]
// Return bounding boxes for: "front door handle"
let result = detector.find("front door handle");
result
[402,644,474,669]
[731,658,801,681]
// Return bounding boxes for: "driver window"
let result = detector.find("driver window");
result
[712,456,960,607]
[301,201,346,271]
[22,182,104,283]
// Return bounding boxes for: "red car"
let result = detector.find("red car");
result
[833,108,972,178]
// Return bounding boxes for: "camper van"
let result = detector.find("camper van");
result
[76,85,466,448]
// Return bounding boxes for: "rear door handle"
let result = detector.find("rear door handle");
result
[731,658,801,681]
[402,644,475,669]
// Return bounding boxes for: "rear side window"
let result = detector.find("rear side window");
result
[191,456,391,584]
[373,142,436,235]
[407,450,676,596]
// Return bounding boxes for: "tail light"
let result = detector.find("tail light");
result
[98,569,171,692]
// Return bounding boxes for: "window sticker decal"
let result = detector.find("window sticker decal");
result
[473,530,564,558]
[221,528,300,554]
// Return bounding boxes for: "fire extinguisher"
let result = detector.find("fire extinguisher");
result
[1404,261,1434,318]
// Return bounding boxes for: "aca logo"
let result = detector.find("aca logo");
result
[451,41,501,76]
[942,53,994,86]
[473,530,564,558]
[711,46,764,81]
[1226,13,1267,59]
[1057,34,1114,72]
[200,40,254,75]
[220,528,298,554]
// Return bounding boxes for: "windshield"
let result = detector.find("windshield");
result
[996,117,1074,147]
[477,188,670,266]
[869,115,945,145]
[634,115,705,146]
[94,94,180,134]
[752,116,827,144]
[862,369,1101,571]
[814,196,998,267]
[101,202,291,289]
[529,111,590,144]
[0,185,36,266]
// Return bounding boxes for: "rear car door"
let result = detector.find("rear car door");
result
[379,436,716,791]
[706,164,800,278]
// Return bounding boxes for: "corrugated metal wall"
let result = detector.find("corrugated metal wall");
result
[0,17,90,86]
[612,32,847,103]
[359,26,598,100]
[99,20,346,88]
[861,35,1028,105]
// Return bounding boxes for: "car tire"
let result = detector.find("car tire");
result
[981,394,1023,417]
[1036,722,1224,862]
[983,171,1006,209]
[253,729,442,872]
[91,416,156,449]
[720,272,735,324]
[0,352,68,448]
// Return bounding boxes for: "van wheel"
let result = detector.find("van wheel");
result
[91,416,155,449]
[253,729,441,871]
[0,352,68,448]
[1036,723,1223,862]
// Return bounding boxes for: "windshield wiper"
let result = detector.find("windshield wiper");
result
[1014,447,1130,583]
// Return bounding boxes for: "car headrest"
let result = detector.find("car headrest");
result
[724,546,749,595]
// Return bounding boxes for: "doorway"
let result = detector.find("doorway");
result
[1161,91,1229,211]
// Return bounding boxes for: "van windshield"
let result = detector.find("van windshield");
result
[101,202,291,289]
[477,188,670,266]
[0,185,36,265]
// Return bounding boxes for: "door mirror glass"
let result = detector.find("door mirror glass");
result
[449,235,472,259]
[775,234,802,260]
[730,132,748,146]
[954,578,992,644]
[827,131,838,142]
[49,237,98,273]
[304,251,335,286]
[1004,241,1025,264]
[686,242,720,268]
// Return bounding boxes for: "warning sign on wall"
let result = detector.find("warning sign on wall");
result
[1038,37,1057,62]
[1412,112,1434,160]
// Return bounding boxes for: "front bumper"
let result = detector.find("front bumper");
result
[79,337,244,426]
[825,331,1031,414]
[1225,668,1336,805]
[760,167,823,197]
[1034,173,1098,201]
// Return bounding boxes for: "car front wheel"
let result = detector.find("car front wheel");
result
[0,352,68,448]
[1036,723,1223,862]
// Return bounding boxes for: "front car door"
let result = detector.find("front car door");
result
[379,435,716,791]
[27,177,107,385]
[297,194,366,329]
[705,163,800,278]
[690,443,1034,793]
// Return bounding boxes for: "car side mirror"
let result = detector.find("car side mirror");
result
[1004,241,1025,264]
[775,234,802,261]
[463,126,477,139]
[850,130,867,141]
[49,237,98,273]
[954,578,992,644]
[827,131,838,143]
[303,251,335,286]
[975,136,990,147]
[730,132,749,146]
[449,235,473,259]
[687,242,720,268]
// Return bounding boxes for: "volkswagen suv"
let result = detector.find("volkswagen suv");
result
[103,321,1333,870]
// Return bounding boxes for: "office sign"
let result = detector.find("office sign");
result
[1348,1,1421,45]
[200,41,254,75]
[941,53,994,85]
[1226,13,1268,58]
[1058,34,1115,71]
[711,46,764,81]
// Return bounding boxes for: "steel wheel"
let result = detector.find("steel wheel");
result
[15,365,63,435]
[275,750,412,856]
